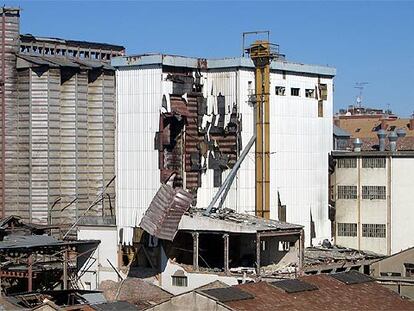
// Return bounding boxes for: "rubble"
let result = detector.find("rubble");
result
[304,245,383,274]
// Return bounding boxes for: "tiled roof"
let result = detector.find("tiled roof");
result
[99,278,172,308]
[335,117,414,139]
[223,273,414,311]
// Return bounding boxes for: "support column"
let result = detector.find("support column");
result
[63,248,68,290]
[192,232,199,271]
[223,234,229,274]
[27,254,33,292]
[299,229,305,272]
[256,233,261,275]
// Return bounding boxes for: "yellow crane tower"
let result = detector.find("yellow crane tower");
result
[246,37,278,219]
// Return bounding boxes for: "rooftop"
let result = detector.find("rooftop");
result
[111,53,336,76]
[220,272,414,311]
[20,34,125,52]
[179,208,303,234]
[334,115,414,139]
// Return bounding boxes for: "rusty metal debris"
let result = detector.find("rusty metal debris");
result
[140,184,193,241]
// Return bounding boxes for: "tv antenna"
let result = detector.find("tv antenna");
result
[354,82,369,108]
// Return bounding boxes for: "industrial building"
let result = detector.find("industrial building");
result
[113,53,336,246]
[0,8,124,225]
[331,130,414,255]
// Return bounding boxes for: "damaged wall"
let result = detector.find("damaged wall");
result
[114,55,335,246]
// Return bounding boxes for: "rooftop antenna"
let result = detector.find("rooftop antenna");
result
[354,82,369,108]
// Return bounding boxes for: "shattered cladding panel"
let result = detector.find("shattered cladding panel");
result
[140,184,193,241]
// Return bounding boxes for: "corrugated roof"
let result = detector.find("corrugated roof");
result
[140,184,193,241]
[0,235,99,250]
[16,54,115,70]
[20,34,125,52]
[111,54,336,76]
[222,273,414,311]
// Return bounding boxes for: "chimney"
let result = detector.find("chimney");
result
[377,129,387,152]
[410,118,414,131]
[396,128,406,138]
[388,131,398,152]
[353,138,362,152]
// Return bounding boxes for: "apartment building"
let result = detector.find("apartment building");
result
[332,134,414,255]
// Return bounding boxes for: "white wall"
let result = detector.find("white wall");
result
[159,250,239,295]
[116,66,163,244]
[391,157,414,253]
[77,226,120,289]
[229,69,333,245]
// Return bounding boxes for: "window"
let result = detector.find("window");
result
[305,89,315,98]
[318,100,323,117]
[172,270,188,287]
[405,263,414,277]
[275,86,286,96]
[362,224,386,238]
[362,186,386,200]
[319,83,328,100]
[362,158,386,168]
[291,88,300,96]
[337,185,357,199]
[355,128,361,132]
[337,158,357,168]
[338,223,357,237]
[172,276,188,287]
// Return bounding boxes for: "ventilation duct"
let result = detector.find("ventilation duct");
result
[388,131,398,152]
[353,138,362,152]
[377,129,387,152]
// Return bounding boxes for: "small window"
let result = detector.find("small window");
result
[362,224,386,238]
[291,88,300,96]
[172,276,188,287]
[305,89,315,98]
[337,158,357,168]
[319,83,328,100]
[362,158,386,168]
[172,270,188,287]
[338,223,357,237]
[362,186,386,200]
[355,128,361,132]
[337,185,357,199]
[405,263,414,277]
[275,86,286,96]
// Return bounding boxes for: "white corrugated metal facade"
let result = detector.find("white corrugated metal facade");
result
[116,65,163,244]
[114,56,335,245]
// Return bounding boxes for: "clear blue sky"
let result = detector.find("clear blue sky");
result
[5,1,414,116]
